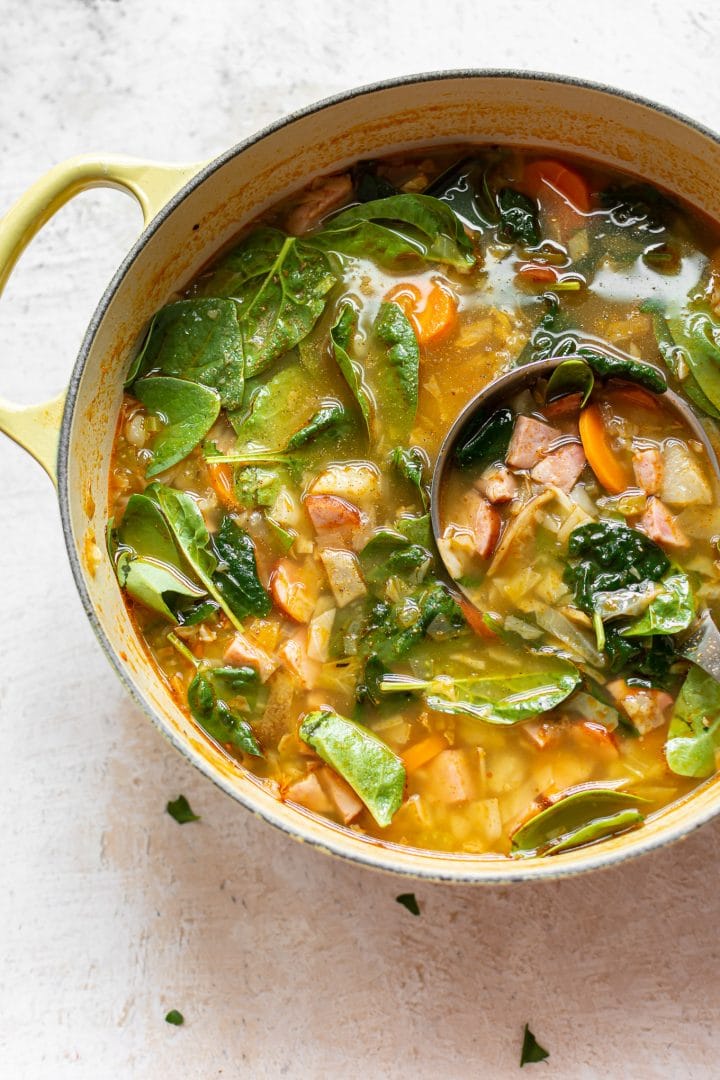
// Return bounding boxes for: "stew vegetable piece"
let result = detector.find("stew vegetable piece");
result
[108,146,720,857]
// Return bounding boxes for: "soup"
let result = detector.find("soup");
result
[107,147,720,858]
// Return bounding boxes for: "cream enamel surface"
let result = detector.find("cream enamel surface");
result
[3,1,720,1075]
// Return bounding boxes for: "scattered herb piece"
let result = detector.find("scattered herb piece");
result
[166,795,200,824]
[165,1009,184,1026]
[520,1024,549,1067]
[396,892,421,916]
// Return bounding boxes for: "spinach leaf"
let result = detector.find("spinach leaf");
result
[666,305,720,414]
[165,1010,184,1026]
[298,709,405,826]
[545,357,594,406]
[145,484,243,629]
[310,193,474,270]
[511,789,645,856]
[188,669,262,756]
[166,794,199,824]
[228,354,321,445]
[426,156,498,231]
[642,299,720,417]
[599,183,672,234]
[520,1025,549,1068]
[212,516,271,619]
[117,492,181,566]
[396,892,420,916]
[375,301,420,441]
[381,656,580,725]
[330,303,373,437]
[368,581,465,663]
[390,446,429,509]
[286,401,348,450]
[116,552,206,621]
[665,665,720,777]
[198,227,337,378]
[397,513,433,548]
[496,188,540,246]
[134,377,221,478]
[233,465,285,509]
[359,529,433,587]
[565,521,670,614]
[575,345,667,394]
[454,407,514,469]
[352,160,397,202]
[621,573,695,638]
[128,298,245,408]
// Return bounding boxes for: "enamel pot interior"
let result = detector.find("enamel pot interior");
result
[60,72,720,882]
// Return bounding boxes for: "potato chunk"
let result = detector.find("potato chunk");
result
[270,559,319,623]
[319,548,367,607]
[309,462,381,503]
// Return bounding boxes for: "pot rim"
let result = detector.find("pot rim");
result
[57,68,720,883]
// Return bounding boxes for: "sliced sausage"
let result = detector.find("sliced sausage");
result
[284,173,353,236]
[471,494,501,559]
[638,497,689,549]
[506,415,563,470]
[476,464,518,505]
[530,441,586,492]
[223,632,279,683]
[304,494,364,543]
[633,447,663,495]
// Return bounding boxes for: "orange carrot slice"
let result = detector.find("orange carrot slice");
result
[523,159,592,213]
[579,403,631,494]
[403,733,449,774]
[208,461,239,509]
[385,281,458,345]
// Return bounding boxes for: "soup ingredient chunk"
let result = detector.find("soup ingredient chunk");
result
[506,416,562,470]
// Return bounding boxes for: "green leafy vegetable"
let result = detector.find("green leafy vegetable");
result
[396,892,420,916]
[381,656,580,726]
[212,516,271,619]
[390,446,429,508]
[642,299,720,417]
[374,301,420,441]
[133,376,221,478]
[197,226,337,378]
[600,183,672,234]
[665,665,720,777]
[565,521,670,615]
[311,193,475,270]
[299,709,406,826]
[116,553,206,621]
[165,1010,184,1026]
[367,582,466,664]
[111,493,207,621]
[166,795,200,824]
[427,156,498,231]
[545,358,594,407]
[286,401,348,449]
[330,303,373,437]
[454,407,514,469]
[496,188,540,246]
[666,305,720,414]
[352,161,398,202]
[145,485,244,630]
[520,1025,549,1067]
[233,465,285,509]
[188,667,262,756]
[511,789,645,856]
[574,346,666,393]
[360,529,433,587]
[621,573,694,638]
[128,298,245,407]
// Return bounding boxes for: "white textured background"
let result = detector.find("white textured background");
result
[2,2,720,1077]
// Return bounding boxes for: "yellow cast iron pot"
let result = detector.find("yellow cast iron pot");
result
[4,71,720,883]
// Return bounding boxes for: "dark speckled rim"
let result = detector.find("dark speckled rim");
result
[56,69,720,883]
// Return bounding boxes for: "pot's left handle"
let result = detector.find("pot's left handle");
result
[0,154,205,485]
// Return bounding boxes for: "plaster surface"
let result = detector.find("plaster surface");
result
[1,2,720,1076]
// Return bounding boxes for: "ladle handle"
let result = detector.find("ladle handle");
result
[0,154,204,484]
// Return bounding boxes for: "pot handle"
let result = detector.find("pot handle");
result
[0,154,205,485]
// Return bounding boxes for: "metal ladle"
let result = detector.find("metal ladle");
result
[430,357,720,596]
